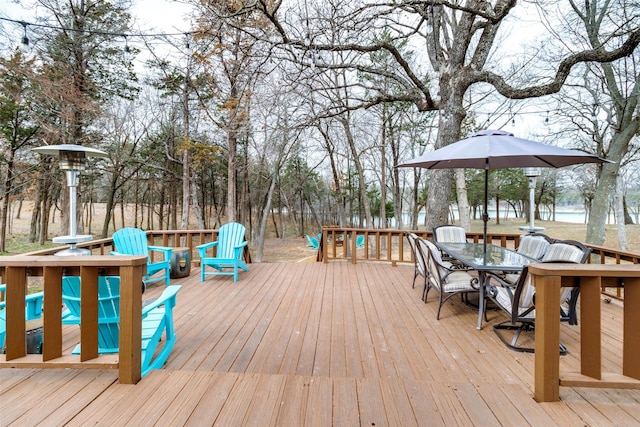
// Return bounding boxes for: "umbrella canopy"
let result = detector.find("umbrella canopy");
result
[399,129,610,253]
[398,129,607,170]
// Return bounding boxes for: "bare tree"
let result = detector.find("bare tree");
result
[249,83,302,261]
[0,51,39,252]
[30,0,138,235]
[230,0,640,229]
[568,0,640,246]
[191,2,271,224]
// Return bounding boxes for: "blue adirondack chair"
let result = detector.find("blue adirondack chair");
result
[306,234,320,250]
[355,235,365,249]
[197,222,249,282]
[61,276,181,376]
[111,227,172,286]
[0,284,44,351]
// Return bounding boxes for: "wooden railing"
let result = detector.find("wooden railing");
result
[318,227,538,265]
[320,228,415,265]
[318,227,639,301]
[0,255,147,384]
[18,229,252,265]
[585,244,639,301]
[529,263,640,402]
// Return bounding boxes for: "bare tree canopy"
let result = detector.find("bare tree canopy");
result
[218,0,639,227]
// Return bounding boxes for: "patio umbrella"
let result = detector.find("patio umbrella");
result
[398,129,610,254]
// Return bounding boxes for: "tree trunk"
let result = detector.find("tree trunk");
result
[340,116,373,228]
[255,172,278,263]
[0,150,15,252]
[380,115,387,229]
[227,128,238,223]
[191,170,205,229]
[455,169,471,231]
[586,128,634,245]
[424,79,465,230]
[614,175,628,250]
[181,66,191,231]
[622,197,634,225]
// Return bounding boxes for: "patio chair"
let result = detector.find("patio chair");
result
[502,234,551,284]
[197,222,249,282]
[540,239,591,324]
[111,227,172,286]
[516,233,551,259]
[355,235,365,249]
[61,276,181,376]
[542,239,590,264]
[0,284,44,352]
[306,234,320,250]
[487,260,581,354]
[432,224,469,267]
[420,238,478,320]
[433,224,468,243]
[406,233,427,289]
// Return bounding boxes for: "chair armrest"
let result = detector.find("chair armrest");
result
[485,271,517,305]
[148,246,173,261]
[196,241,218,250]
[25,292,44,320]
[234,241,248,253]
[486,271,517,289]
[196,241,218,257]
[142,285,181,317]
[232,241,248,258]
[0,285,44,320]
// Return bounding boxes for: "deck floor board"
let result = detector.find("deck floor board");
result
[1,261,638,426]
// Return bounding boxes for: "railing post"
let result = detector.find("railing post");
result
[351,231,357,264]
[42,267,63,361]
[624,277,640,380]
[532,272,561,402]
[80,267,100,361]
[580,276,601,379]
[4,267,27,360]
[118,263,144,384]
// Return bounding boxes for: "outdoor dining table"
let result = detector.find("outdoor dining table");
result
[435,242,537,330]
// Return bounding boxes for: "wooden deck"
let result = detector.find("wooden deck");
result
[1,262,638,426]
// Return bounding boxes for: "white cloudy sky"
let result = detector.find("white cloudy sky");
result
[0,0,192,28]
[0,0,193,47]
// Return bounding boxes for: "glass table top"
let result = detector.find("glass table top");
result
[435,242,534,271]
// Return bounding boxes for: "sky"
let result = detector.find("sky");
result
[0,0,193,51]
[0,0,195,77]
[0,0,192,29]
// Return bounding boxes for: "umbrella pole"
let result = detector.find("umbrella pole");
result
[483,167,489,258]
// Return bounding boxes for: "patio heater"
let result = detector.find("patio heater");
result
[32,144,108,256]
[519,167,545,234]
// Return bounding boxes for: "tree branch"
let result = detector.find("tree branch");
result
[474,27,640,99]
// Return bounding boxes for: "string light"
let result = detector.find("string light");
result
[1,16,199,42]
[21,21,29,46]
[475,106,606,125]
